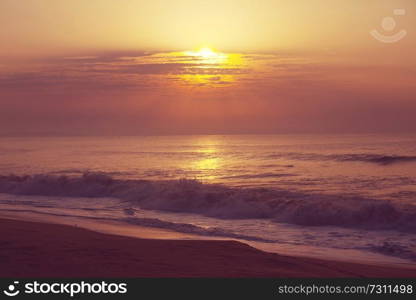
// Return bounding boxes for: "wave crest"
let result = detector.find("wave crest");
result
[268,152,416,165]
[334,154,416,165]
[0,173,415,232]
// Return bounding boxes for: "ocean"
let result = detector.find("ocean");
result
[1,134,416,265]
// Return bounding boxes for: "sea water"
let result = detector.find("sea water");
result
[1,134,416,265]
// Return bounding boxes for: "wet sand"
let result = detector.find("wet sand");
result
[0,218,415,278]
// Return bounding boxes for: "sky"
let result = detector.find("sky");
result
[0,0,415,135]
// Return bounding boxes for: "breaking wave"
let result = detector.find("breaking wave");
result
[268,153,416,165]
[0,173,416,232]
[332,154,416,165]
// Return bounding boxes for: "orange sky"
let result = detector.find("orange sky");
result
[0,0,415,135]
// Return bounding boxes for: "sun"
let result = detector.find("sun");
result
[197,47,218,58]
[170,47,245,86]
[185,47,221,58]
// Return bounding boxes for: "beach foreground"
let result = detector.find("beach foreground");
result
[0,218,415,278]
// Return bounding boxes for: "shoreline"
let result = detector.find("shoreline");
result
[2,209,413,267]
[0,217,415,278]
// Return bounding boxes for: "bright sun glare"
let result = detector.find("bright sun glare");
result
[168,47,245,86]
[185,47,221,58]
[197,47,217,58]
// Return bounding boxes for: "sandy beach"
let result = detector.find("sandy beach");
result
[0,218,415,278]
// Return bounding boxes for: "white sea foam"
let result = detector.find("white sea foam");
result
[0,173,415,232]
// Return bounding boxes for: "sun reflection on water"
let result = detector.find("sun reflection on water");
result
[187,136,223,181]
[195,157,220,170]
